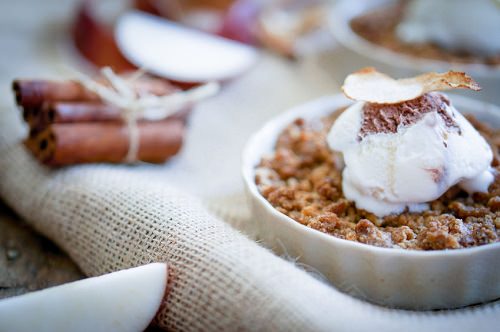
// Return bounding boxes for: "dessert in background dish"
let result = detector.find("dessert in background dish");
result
[350,0,500,66]
[256,69,500,250]
[397,0,500,58]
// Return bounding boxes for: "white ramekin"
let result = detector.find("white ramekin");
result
[242,94,500,310]
[329,0,500,79]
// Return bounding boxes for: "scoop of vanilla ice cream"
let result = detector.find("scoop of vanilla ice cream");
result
[328,93,494,217]
[397,0,500,56]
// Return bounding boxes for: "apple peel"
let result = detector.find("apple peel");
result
[342,67,481,104]
[0,263,168,332]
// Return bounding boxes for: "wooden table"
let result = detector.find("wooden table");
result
[0,201,83,300]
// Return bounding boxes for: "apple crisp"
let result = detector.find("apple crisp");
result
[349,3,500,66]
[255,108,500,250]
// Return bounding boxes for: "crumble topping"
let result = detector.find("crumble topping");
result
[256,109,500,250]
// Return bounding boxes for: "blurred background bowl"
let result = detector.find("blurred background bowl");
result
[324,0,500,104]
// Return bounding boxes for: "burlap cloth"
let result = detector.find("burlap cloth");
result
[1,1,499,330]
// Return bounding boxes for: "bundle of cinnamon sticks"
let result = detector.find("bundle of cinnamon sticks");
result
[13,77,188,166]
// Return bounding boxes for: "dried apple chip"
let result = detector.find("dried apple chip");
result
[342,67,481,104]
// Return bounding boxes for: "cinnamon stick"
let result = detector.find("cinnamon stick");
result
[13,80,98,108]
[24,119,184,166]
[13,77,179,109]
[26,102,191,132]
[15,76,190,166]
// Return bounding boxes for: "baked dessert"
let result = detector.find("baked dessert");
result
[350,0,500,66]
[256,69,500,250]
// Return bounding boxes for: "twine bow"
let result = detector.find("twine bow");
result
[74,67,220,162]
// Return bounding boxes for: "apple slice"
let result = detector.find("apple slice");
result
[115,11,259,83]
[0,263,168,332]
